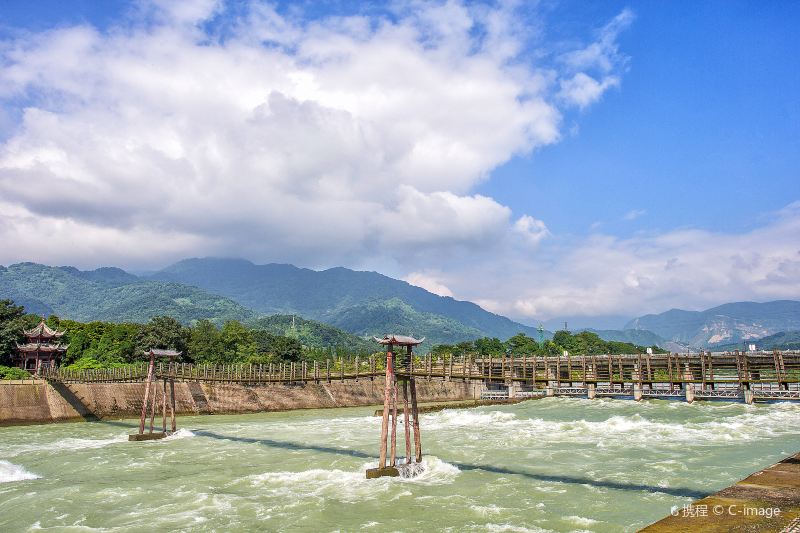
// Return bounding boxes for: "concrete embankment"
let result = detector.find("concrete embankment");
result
[0,378,481,426]
[640,452,800,532]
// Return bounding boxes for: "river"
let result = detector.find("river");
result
[1,397,798,532]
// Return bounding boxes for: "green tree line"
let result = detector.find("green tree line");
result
[0,299,375,373]
[430,330,665,358]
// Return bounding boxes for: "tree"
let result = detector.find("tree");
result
[252,329,302,361]
[188,319,223,363]
[219,320,258,363]
[0,300,28,365]
[504,333,538,354]
[474,337,504,356]
[136,316,189,359]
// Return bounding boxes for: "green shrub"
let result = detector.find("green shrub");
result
[0,365,31,380]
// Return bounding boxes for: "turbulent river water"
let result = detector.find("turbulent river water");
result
[1,397,799,532]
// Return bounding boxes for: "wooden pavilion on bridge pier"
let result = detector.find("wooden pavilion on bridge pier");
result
[366,334,425,479]
[129,348,181,442]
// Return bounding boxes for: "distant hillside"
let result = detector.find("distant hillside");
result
[582,328,667,348]
[711,331,800,352]
[250,315,375,353]
[151,257,547,343]
[0,262,256,325]
[325,298,487,349]
[626,301,800,348]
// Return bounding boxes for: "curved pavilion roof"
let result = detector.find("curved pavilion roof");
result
[23,320,66,339]
[373,335,425,346]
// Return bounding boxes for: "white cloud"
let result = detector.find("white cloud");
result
[0,1,630,270]
[403,271,454,298]
[513,214,550,246]
[623,208,646,221]
[558,72,619,108]
[448,202,800,320]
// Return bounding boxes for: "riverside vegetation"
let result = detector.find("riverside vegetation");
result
[0,298,661,379]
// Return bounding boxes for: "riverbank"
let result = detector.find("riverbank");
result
[0,378,481,426]
[640,451,800,532]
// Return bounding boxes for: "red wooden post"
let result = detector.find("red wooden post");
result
[378,344,394,468]
[138,353,155,435]
[402,378,411,464]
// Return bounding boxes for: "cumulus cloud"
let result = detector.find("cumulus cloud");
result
[403,271,454,298]
[513,214,550,246]
[558,8,632,109]
[449,202,800,320]
[0,1,630,269]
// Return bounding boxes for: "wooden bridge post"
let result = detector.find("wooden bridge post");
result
[389,357,399,467]
[402,378,412,463]
[367,335,424,479]
[169,377,176,432]
[137,352,156,435]
[377,343,394,470]
[161,378,167,433]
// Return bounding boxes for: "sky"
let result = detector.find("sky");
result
[0,0,798,326]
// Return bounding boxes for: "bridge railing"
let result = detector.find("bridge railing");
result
[37,350,800,387]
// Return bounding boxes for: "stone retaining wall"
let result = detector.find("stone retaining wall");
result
[0,378,481,426]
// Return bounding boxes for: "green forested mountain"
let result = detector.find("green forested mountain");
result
[325,298,486,349]
[150,257,546,343]
[0,262,256,325]
[582,328,668,348]
[626,300,800,348]
[250,315,375,353]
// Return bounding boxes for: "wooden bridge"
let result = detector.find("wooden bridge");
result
[38,350,800,403]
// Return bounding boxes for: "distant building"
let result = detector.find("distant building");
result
[15,320,68,372]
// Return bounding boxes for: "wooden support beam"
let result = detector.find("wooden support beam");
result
[137,354,156,435]
[378,346,394,469]
[402,378,411,464]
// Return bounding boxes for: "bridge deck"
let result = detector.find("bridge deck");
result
[37,352,800,402]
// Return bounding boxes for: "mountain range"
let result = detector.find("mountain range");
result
[0,259,548,349]
[626,300,800,348]
[2,259,798,351]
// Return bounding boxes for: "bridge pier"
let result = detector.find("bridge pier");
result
[367,335,424,479]
[507,381,518,398]
[633,364,643,401]
[685,383,694,403]
[587,383,596,400]
[744,389,754,405]
[633,383,643,401]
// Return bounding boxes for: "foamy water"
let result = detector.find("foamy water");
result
[1,399,798,531]
[0,461,40,483]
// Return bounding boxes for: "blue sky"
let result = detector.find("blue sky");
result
[0,1,798,324]
[479,0,800,237]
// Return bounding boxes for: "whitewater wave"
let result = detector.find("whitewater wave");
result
[166,428,196,440]
[0,460,40,483]
[0,434,129,458]
[245,456,459,503]
[425,402,800,449]
[424,410,518,430]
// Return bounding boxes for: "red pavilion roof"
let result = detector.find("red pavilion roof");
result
[23,320,66,339]
[17,342,68,353]
[373,335,425,346]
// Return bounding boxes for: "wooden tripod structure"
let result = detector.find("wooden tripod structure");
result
[366,334,425,479]
[129,349,181,442]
